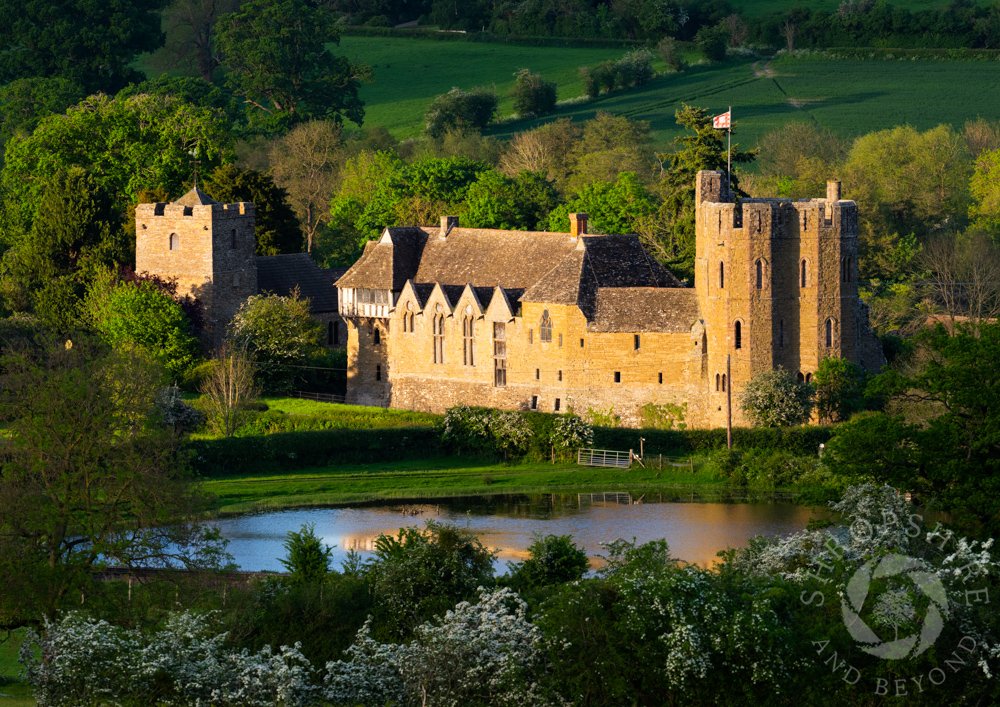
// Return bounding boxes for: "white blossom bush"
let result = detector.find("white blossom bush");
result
[439,406,532,459]
[549,415,593,452]
[22,611,320,707]
[325,587,554,706]
[739,367,813,427]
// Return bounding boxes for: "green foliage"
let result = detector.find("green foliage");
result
[579,49,656,98]
[654,104,755,279]
[0,339,224,627]
[969,146,1000,234]
[439,406,533,460]
[367,522,496,640]
[224,571,372,666]
[0,77,82,153]
[280,524,333,583]
[511,69,557,118]
[695,24,729,61]
[639,402,688,430]
[227,292,324,393]
[740,368,815,428]
[550,414,594,452]
[0,168,123,329]
[0,92,230,237]
[214,0,365,132]
[85,277,200,381]
[656,36,687,71]
[424,87,498,138]
[547,172,658,234]
[462,170,559,230]
[592,425,833,457]
[203,164,303,254]
[188,427,441,476]
[508,535,589,592]
[813,356,867,423]
[0,0,166,93]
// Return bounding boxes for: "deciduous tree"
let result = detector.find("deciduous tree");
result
[0,340,226,627]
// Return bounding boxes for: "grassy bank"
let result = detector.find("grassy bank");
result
[199,454,824,515]
[0,631,31,706]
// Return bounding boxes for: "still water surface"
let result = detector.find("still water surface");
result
[214,494,824,571]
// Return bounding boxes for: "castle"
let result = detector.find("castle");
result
[135,186,345,348]
[335,171,884,427]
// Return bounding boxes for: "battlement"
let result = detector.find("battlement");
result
[136,201,254,220]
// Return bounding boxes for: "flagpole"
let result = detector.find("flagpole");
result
[727,105,732,195]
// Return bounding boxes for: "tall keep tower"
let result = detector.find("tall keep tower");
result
[694,170,870,426]
[135,186,257,347]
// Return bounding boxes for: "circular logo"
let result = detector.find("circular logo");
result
[841,553,949,660]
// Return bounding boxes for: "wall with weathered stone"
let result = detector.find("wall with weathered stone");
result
[135,201,256,347]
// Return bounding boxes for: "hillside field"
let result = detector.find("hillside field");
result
[342,36,1000,148]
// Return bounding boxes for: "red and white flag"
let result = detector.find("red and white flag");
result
[712,111,731,129]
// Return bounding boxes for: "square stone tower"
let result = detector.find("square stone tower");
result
[694,170,872,426]
[135,186,257,348]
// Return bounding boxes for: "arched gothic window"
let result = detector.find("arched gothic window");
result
[433,315,445,364]
[755,259,764,289]
[540,310,552,342]
[734,320,743,350]
[825,317,836,347]
[463,317,475,366]
[169,233,179,250]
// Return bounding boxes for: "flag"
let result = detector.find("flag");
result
[712,111,731,129]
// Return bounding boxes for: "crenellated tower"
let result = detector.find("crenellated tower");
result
[135,186,257,348]
[694,170,867,426]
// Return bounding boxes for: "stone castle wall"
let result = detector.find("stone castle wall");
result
[136,200,256,347]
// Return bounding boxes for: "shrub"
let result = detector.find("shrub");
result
[739,368,814,427]
[550,415,594,452]
[439,406,532,459]
[511,69,557,118]
[657,36,686,71]
[508,535,589,591]
[425,87,498,138]
[280,523,333,583]
[695,25,728,62]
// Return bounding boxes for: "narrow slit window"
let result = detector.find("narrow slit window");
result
[755,259,763,289]
[634,334,641,350]
[716,373,721,391]
[169,233,179,250]
[658,372,663,384]
[614,371,621,383]
[801,259,808,288]
[463,317,475,366]
[530,396,538,410]
[719,261,725,288]
[734,320,742,350]
[554,398,561,412]
[376,365,382,381]
[373,327,381,345]
[721,374,727,392]
[535,368,540,380]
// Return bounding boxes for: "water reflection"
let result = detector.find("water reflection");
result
[213,494,826,572]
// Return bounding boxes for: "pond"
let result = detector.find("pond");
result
[213,493,826,571]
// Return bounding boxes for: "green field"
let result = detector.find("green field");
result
[341,35,629,137]
[341,35,1000,146]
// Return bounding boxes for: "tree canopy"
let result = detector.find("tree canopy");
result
[215,0,366,132]
[0,0,168,93]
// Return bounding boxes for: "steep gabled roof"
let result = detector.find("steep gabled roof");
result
[590,288,700,333]
[256,253,339,313]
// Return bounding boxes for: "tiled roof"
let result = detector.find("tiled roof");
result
[335,222,693,329]
[590,288,700,333]
[174,185,217,206]
[256,253,339,313]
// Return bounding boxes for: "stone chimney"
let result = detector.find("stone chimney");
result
[569,212,588,238]
[826,180,842,202]
[440,215,458,238]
